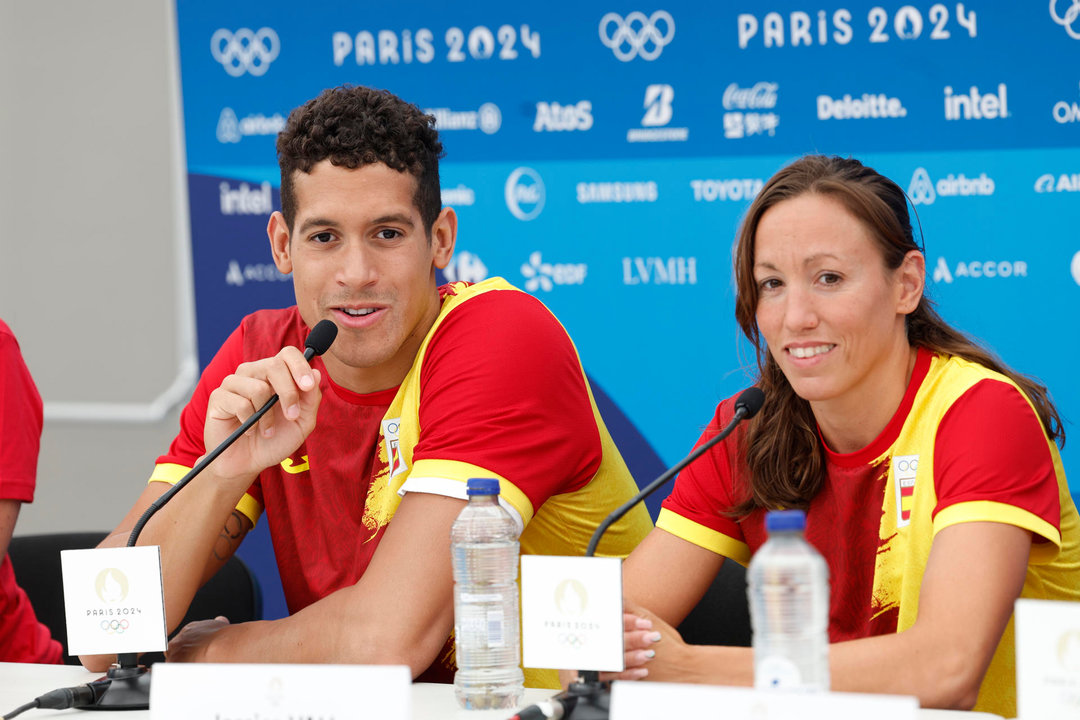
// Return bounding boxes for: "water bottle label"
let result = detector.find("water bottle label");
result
[459,592,503,603]
[755,655,802,690]
[457,606,506,649]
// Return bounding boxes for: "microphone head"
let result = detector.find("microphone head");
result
[734,386,765,419]
[304,320,338,357]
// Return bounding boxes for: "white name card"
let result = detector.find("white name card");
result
[60,546,167,655]
[521,555,623,672]
[610,682,918,720]
[149,663,411,720]
[1016,598,1080,720]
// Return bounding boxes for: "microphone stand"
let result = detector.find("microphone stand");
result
[556,388,764,720]
[79,321,338,711]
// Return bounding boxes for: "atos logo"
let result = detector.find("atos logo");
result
[443,250,488,283]
[599,10,675,61]
[1051,0,1080,39]
[505,167,545,221]
[211,28,280,77]
[534,101,594,132]
[520,251,587,292]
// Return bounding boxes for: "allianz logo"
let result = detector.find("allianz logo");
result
[423,103,501,134]
[944,84,1008,120]
[443,250,487,283]
[817,93,906,120]
[690,178,763,202]
[907,167,995,206]
[225,260,291,287]
[220,181,272,216]
[1034,173,1080,193]
[534,101,593,132]
[520,251,586,292]
[932,257,1027,284]
[577,181,657,204]
[622,257,697,285]
[441,184,476,207]
[217,108,286,144]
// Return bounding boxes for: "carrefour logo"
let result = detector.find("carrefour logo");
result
[505,167,545,221]
[443,250,488,283]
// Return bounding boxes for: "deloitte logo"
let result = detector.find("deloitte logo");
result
[505,167,545,221]
[907,167,994,205]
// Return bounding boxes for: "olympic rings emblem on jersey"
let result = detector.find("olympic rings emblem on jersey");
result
[210,28,280,77]
[100,619,131,634]
[1051,0,1080,39]
[598,11,675,61]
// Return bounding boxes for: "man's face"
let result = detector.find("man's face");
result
[268,160,455,393]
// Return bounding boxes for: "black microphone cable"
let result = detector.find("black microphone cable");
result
[1,680,110,719]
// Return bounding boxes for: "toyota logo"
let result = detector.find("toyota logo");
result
[211,28,280,77]
[598,10,675,62]
[1052,0,1080,39]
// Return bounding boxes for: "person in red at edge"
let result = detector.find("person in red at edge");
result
[599,156,1079,717]
[80,85,650,687]
[0,319,62,664]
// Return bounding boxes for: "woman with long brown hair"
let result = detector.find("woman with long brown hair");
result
[612,155,1079,717]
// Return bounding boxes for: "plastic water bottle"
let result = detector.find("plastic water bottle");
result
[747,509,830,692]
[451,478,524,709]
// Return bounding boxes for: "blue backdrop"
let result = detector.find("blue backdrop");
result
[174,1,1080,620]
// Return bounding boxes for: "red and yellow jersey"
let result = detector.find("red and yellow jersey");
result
[151,278,651,686]
[659,347,1079,717]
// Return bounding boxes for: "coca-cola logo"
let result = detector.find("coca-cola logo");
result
[722,82,778,110]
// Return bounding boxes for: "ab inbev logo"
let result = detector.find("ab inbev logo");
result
[907,167,994,205]
[598,10,675,61]
[505,167,545,221]
[211,28,280,77]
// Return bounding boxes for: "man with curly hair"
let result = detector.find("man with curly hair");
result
[82,86,650,686]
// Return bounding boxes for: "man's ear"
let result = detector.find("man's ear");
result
[268,211,293,274]
[896,249,925,314]
[430,206,457,270]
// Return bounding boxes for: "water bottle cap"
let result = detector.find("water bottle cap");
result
[466,478,501,496]
[765,509,806,532]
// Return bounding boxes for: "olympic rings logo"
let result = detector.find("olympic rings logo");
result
[598,11,675,62]
[1051,0,1080,39]
[210,28,280,77]
[100,619,131,635]
[558,633,585,649]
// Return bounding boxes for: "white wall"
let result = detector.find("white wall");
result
[0,0,194,534]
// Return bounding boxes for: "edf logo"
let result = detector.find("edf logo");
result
[211,28,280,77]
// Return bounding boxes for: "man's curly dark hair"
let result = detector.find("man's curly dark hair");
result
[276,85,444,233]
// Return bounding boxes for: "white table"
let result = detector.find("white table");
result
[0,663,1003,719]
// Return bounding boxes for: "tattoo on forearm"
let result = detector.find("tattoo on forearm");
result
[212,511,245,562]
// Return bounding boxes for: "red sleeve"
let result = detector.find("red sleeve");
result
[658,397,747,547]
[153,322,266,505]
[0,327,42,503]
[410,290,602,512]
[932,378,1060,538]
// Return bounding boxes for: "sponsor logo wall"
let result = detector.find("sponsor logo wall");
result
[175,2,1080,618]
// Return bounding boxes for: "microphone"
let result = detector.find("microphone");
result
[80,320,337,711]
[127,319,337,546]
[515,387,765,720]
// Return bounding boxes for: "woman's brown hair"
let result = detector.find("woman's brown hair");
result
[732,155,1064,513]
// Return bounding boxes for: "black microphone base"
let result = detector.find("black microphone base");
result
[563,680,610,720]
[81,665,151,711]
